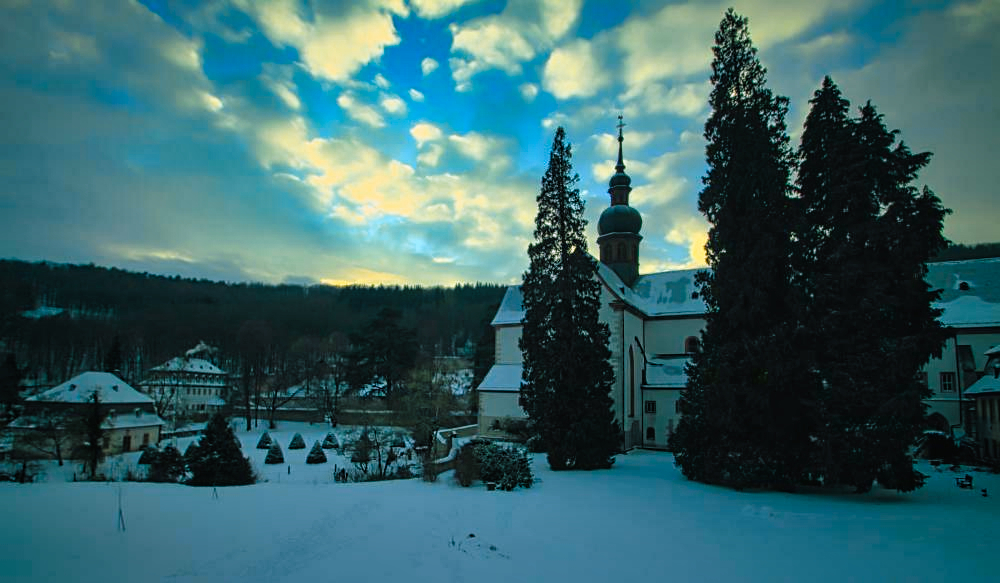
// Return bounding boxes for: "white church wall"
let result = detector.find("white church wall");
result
[924,329,1000,429]
[640,389,683,449]
[644,318,706,356]
[495,325,523,365]
[478,391,527,438]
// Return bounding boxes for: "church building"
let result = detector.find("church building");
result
[475,122,1000,452]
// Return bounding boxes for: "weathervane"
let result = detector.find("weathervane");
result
[617,114,626,140]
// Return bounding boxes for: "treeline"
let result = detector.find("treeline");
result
[931,242,1000,262]
[0,260,505,386]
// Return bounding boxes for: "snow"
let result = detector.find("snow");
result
[476,364,522,392]
[1,446,997,583]
[25,372,154,405]
[150,357,225,375]
[491,286,524,326]
[935,296,1000,327]
[965,374,1000,396]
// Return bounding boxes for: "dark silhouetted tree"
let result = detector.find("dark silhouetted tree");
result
[520,127,618,471]
[187,413,255,485]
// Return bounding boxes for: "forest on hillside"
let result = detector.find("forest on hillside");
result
[0,260,505,387]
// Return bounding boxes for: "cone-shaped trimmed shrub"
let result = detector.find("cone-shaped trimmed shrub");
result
[256,432,272,449]
[288,433,306,449]
[321,433,337,449]
[265,441,284,464]
[306,441,327,464]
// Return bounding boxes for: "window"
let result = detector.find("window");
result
[646,427,655,441]
[675,400,681,414]
[103,437,110,449]
[940,372,956,393]
[684,336,699,354]
[644,400,656,414]
[142,433,150,446]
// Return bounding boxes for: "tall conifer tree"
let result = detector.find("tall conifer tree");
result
[520,127,618,470]
[670,10,814,488]
[798,77,950,492]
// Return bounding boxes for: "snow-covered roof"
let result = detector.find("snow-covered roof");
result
[492,258,1000,328]
[26,372,154,405]
[936,296,1000,328]
[964,374,1000,396]
[491,286,524,326]
[644,356,690,388]
[10,409,165,430]
[150,357,225,375]
[476,364,522,392]
[984,345,1000,357]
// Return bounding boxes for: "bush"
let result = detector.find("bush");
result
[321,433,337,449]
[256,432,273,449]
[137,446,158,465]
[306,441,327,464]
[148,445,186,483]
[454,441,533,491]
[265,441,284,464]
[288,433,306,450]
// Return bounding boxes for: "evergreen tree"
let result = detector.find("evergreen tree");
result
[520,127,618,471]
[321,432,337,449]
[264,441,284,464]
[256,431,272,449]
[0,353,24,418]
[80,392,106,478]
[670,10,814,489]
[798,77,950,492]
[102,335,124,374]
[345,308,417,404]
[148,444,186,483]
[305,440,327,464]
[187,413,255,485]
[288,432,306,449]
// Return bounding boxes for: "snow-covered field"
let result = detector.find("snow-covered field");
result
[1,422,996,583]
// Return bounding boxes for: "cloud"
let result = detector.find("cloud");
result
[408,88,425,101]
[410,121,444,146]
[447,0,584,89]
[260,64,301,110]
[519,83,538,101]
[421,57,439,75]
[234,1,401,83]
[379,93,407,115]
[622,82,709,119]
[337,92,386,127]
[374,73,391,89]
[542,39,612,99]
[411,0,483,19]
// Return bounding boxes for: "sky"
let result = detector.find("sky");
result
[1,0,997,287]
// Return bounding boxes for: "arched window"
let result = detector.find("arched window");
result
[684,336,700,354]
[617,242,626,261]
[646,427,655,441]
[629,346,635,418]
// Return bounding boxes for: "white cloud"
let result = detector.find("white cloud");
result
[410,122,443,146]
[408,88,425,101]
[235,1,401,83]
[447,0,584,89]
[519,83,538,101]
[542,39,610,99]
[411,0,482,19]
[337,92,386,127]
[373,73,391,88]
[417,143,444,167]
[421,57,439,75]
[664,214,709,268]
[379,93,407,115]
[260,64,301,110]
[622,82,709,119]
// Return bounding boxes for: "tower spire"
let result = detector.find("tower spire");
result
[616,114,626,173]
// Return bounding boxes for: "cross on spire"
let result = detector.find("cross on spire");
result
[615,115,626,171]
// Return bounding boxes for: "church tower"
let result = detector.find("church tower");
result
[597,116,642,287]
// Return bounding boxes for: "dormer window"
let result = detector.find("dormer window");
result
[134,408,142,418]
[684,336,700,354]
[109,409,116,419]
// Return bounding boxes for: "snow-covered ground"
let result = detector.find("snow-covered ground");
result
[1,423,996,582]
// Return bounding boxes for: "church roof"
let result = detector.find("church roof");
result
[493,257,1000,326]
[26,372,154,405]
[964,374,1000,396]
[475,364,522,392]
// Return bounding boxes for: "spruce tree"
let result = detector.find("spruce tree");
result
[187,413,255,485]
[321,432,337,449]
[798,78,950,492]
[264,441,284,464]
[256,431,272,449]
[520,127,618,471]
[306,441,327,464]
[288,432,306,449]
[670,10,814,489]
